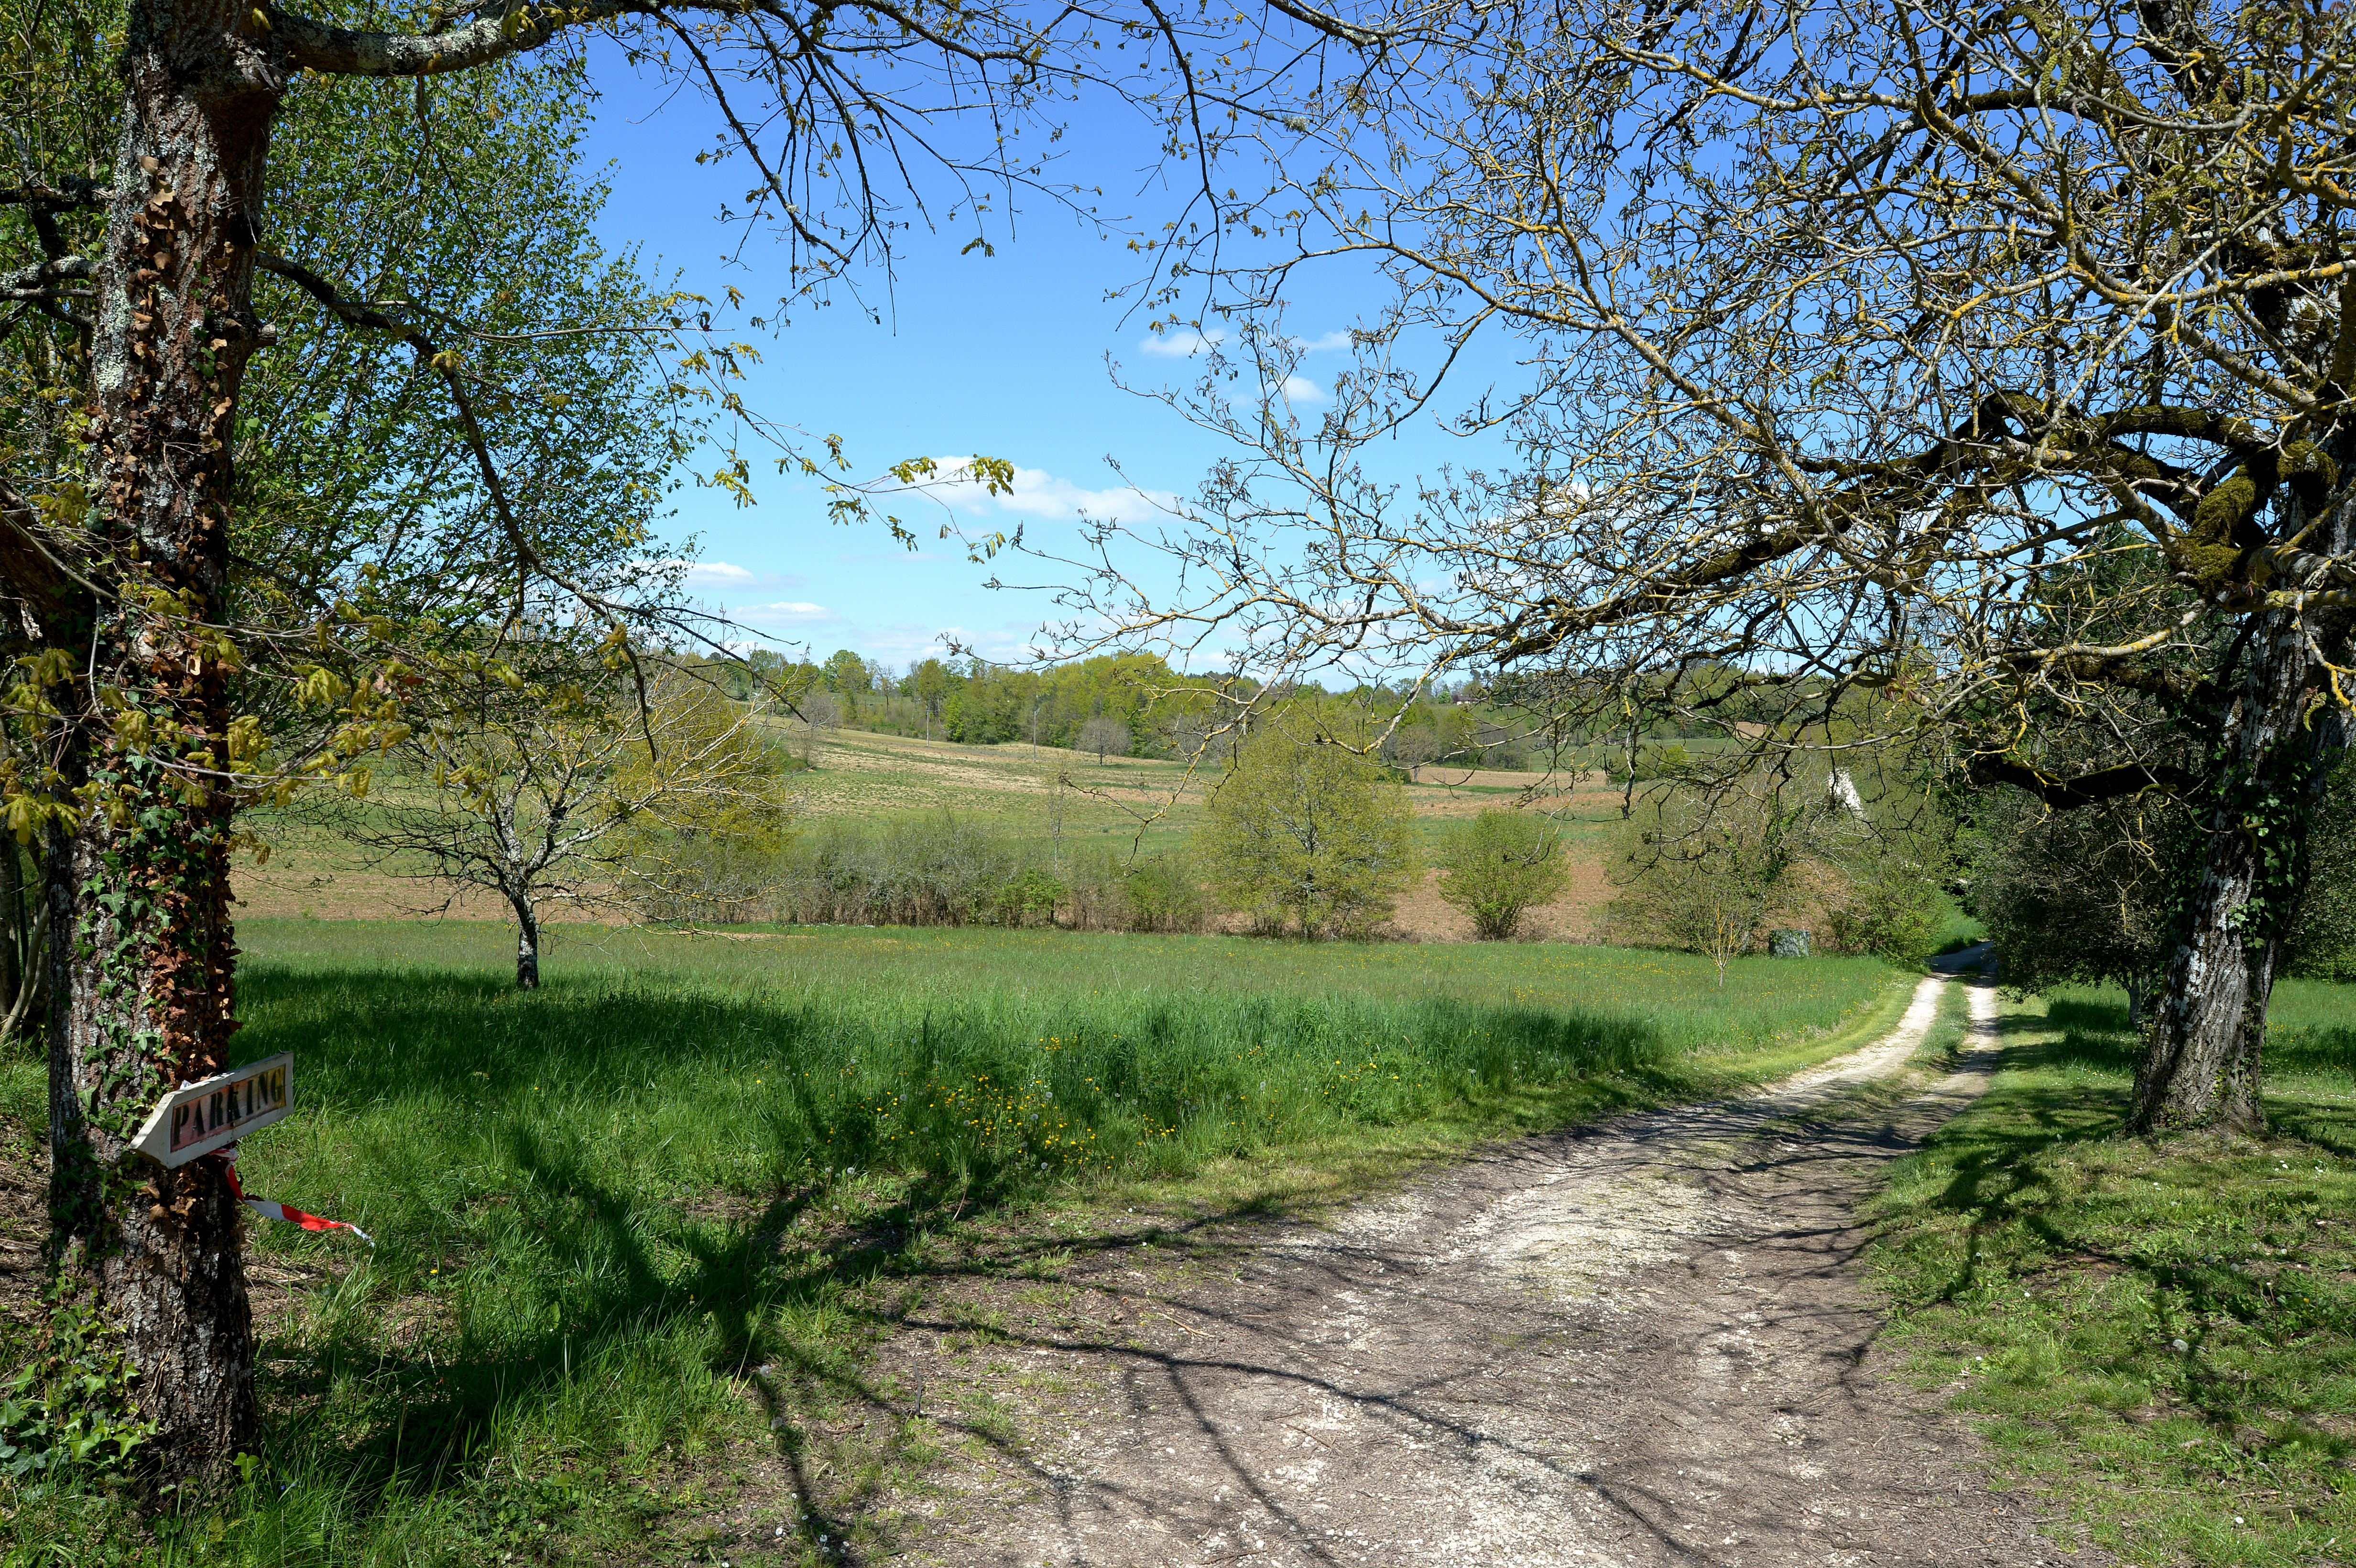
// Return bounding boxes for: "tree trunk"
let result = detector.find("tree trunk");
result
[0,860,50,1045]
[0,842,24,1020]
[2124,972,2145,1033]
[44,0,284,1484]
[2134,498,2355,1132]
[514,894,542,989]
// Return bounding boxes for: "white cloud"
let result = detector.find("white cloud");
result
[1278,374,1328,404]
[924,460,1181,525]
[855,623,1036,663]
[643,558,803,592]
[1291,330,1355,353]
[855,626,953,663]
[680,559,761,588]
[731,599,840,624]
[1139,327,1226,358]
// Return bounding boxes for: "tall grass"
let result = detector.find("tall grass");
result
[228,920,1906,1216]
[0,920,1907,1564]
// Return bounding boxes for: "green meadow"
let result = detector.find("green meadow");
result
[1,920,1907,1564]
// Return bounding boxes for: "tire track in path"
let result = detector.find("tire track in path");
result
[923,973,2103,1568]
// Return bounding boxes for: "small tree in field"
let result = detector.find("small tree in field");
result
[1079,715,1132,764]
[793,688,840,767]
[1609,790,1797,986]
[1204,720,1412,938]
[342,658,788,986]
[1435,809,1568,939]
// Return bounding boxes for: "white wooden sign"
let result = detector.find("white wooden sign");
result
[131,1053,293,1168]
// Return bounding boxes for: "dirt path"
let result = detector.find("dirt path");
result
[896,973,2105,1567]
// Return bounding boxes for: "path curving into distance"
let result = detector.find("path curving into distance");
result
[922,972,2105,1568]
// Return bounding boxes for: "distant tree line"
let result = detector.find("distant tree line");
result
[680,647,1796,775]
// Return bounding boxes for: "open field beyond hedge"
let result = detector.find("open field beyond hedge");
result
[226,726,1644,926]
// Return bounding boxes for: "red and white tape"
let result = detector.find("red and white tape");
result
[213,1147,372,1245]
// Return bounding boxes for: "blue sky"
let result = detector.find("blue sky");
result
[572,50,1506,673]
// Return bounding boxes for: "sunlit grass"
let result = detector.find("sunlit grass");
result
[1865,983,2356,1568]
[223,919,1911,1239]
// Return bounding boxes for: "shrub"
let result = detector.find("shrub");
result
[1825,861,1946,968]
[1821,796,1954,969]
[621,826,792,925]
[1118,851,1209,932]
[1435,810,1571,939]
[1202,722,1414,938]
[989,864,1069,928]
[772,817,1210,933]
[1062,849,1210,933]
[778,813,1039,926]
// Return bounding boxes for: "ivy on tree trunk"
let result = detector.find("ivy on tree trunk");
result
[44,0,283,1481]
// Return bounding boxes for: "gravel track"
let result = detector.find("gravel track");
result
[923,972,2106,1568]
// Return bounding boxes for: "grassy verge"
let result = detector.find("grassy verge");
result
[1863,981,2356,1568]
[0,921,1912,1566]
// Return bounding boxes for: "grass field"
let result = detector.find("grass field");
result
[0,921,1909,1565]
[1865,979,2356,1567]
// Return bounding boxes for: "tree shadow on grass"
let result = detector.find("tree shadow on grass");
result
[1876,991,2356,1463]
[264,1126,990,1558]
[2031,992,2356,1155]
[1881,1001,2125,1301]
[228,959,1891,1557]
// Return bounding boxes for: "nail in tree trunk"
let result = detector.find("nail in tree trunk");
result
[2134,472,2355,1133]
[46,0,285,1482]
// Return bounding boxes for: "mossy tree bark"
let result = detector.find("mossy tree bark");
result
[2132,466,2356,1135]
[44,0,282,1482]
